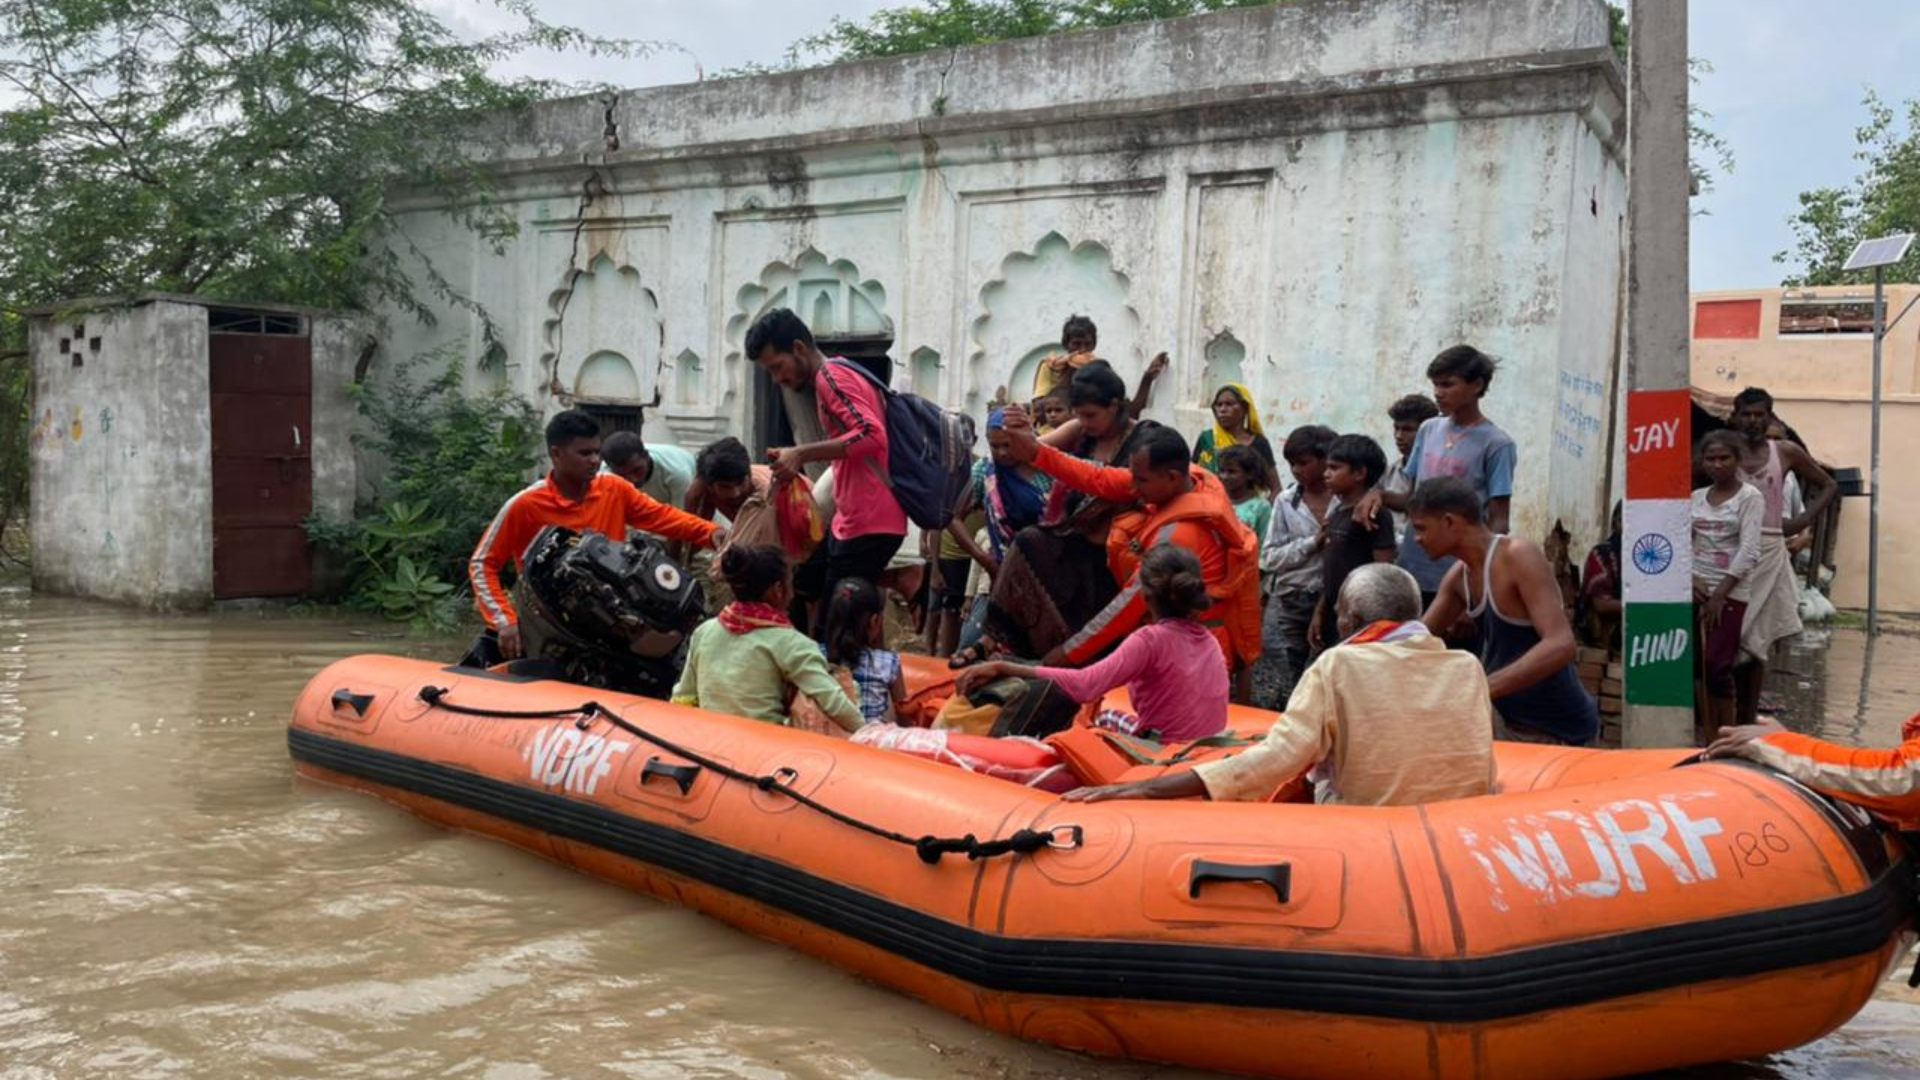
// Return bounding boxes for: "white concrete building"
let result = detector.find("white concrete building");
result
[379,0,1627,545]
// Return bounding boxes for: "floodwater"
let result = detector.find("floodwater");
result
[0,587,1916,1080]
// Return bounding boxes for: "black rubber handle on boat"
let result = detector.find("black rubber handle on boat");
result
[331,689,376,718]
[1189,860,1292,905]
[641,757,701,796]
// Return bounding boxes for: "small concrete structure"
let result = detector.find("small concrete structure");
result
[379,0,1628,548]
[28,295,361,609]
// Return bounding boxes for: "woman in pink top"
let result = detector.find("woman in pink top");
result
[954,545,1228,742]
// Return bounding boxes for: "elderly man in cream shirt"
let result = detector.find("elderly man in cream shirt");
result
[1065,563,1495,807]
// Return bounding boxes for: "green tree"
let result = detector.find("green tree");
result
[1778,92,1920,286]
[800,2,1732,201]
[0,0,655,342]
[791,0,1279,63]
[1607,3,1734,202]
[0,0,658,578]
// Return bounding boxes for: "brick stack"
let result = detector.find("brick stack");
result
[1577,646,1625,746]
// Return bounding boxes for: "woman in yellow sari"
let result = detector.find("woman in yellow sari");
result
[1191,383,1280,494]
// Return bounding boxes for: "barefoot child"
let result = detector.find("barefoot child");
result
[1692,430,1763,739]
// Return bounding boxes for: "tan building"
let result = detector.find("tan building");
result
[1691,285,1920,611]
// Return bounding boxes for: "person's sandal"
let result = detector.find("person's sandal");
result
[949,639,996,669]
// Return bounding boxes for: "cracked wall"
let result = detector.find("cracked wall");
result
[378,0,1629,546]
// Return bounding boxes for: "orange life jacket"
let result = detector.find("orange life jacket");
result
[1106,469,1262,665]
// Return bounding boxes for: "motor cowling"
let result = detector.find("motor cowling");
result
[508,526,706,697]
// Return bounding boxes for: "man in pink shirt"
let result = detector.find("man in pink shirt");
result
[749,308,908,605]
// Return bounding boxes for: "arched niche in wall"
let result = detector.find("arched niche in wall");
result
[1203,330,1248,391]
[909,347,943,399]
[724,249,895,451]
[540,253,663,412]
[969,232,1141,412]
[576,351,642,399]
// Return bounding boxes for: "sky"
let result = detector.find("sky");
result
[424,0,1920,292]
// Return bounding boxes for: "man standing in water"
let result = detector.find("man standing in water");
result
[1727,388,1836,725]
[748,308,908,604]
[1409,477,1597,745]
[469,410,722,661]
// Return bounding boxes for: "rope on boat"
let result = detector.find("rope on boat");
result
[416,686,1081,865]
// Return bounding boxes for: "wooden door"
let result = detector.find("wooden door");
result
[210,332,313,598]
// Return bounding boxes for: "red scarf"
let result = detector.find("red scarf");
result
[717,601,791,635]
[1345,620,1407,646]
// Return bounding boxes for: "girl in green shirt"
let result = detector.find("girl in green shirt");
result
[672,544,864,732]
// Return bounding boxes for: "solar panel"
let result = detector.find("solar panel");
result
[1843,233,1916,272]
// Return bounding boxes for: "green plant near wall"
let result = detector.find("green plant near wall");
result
[308,349,540,630]
[349,500,457,623]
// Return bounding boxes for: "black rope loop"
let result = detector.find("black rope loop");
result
[419,685,605,722]
[414,685,1079,865]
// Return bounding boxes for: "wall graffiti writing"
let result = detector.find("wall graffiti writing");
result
[1553,371,1607,462]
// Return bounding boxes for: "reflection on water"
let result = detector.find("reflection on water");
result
[1767,627,1920,747]
[0,588,1915,1079]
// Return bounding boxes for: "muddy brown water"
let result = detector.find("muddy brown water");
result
[1,588,1915,1079]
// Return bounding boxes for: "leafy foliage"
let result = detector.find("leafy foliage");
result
[798,1,1733,204]
[321,500,457,625]
[0,0,656,347]
[0,351,27,568]
[1778,92,1920,286]
[0,0,657,573]
[308,350,540,629]
[1606,3,1732,202]
[790,0,1282,64]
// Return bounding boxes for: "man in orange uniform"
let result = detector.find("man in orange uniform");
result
[1000,410,1260,671]
[469,410,724,660]
[1708,716,1920,829]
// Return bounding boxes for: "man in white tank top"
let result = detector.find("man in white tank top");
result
[1729,388,1837,726]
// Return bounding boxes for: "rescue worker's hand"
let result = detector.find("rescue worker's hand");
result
[1704,717,1786,759]
[499,623,524,661]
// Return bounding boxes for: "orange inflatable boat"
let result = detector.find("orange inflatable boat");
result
[289,654,1916,1080]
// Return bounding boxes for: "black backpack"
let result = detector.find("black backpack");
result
[826,360,976,530]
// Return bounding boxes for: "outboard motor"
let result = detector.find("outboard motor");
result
[499,526,705,697]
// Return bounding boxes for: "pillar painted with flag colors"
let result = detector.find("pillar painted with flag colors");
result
[1622,389,1693,743]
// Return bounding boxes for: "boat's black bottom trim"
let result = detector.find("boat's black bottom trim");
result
[289,727,1912,1024]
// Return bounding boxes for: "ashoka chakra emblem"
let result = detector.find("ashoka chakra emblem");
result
[1632,533,1675,576]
